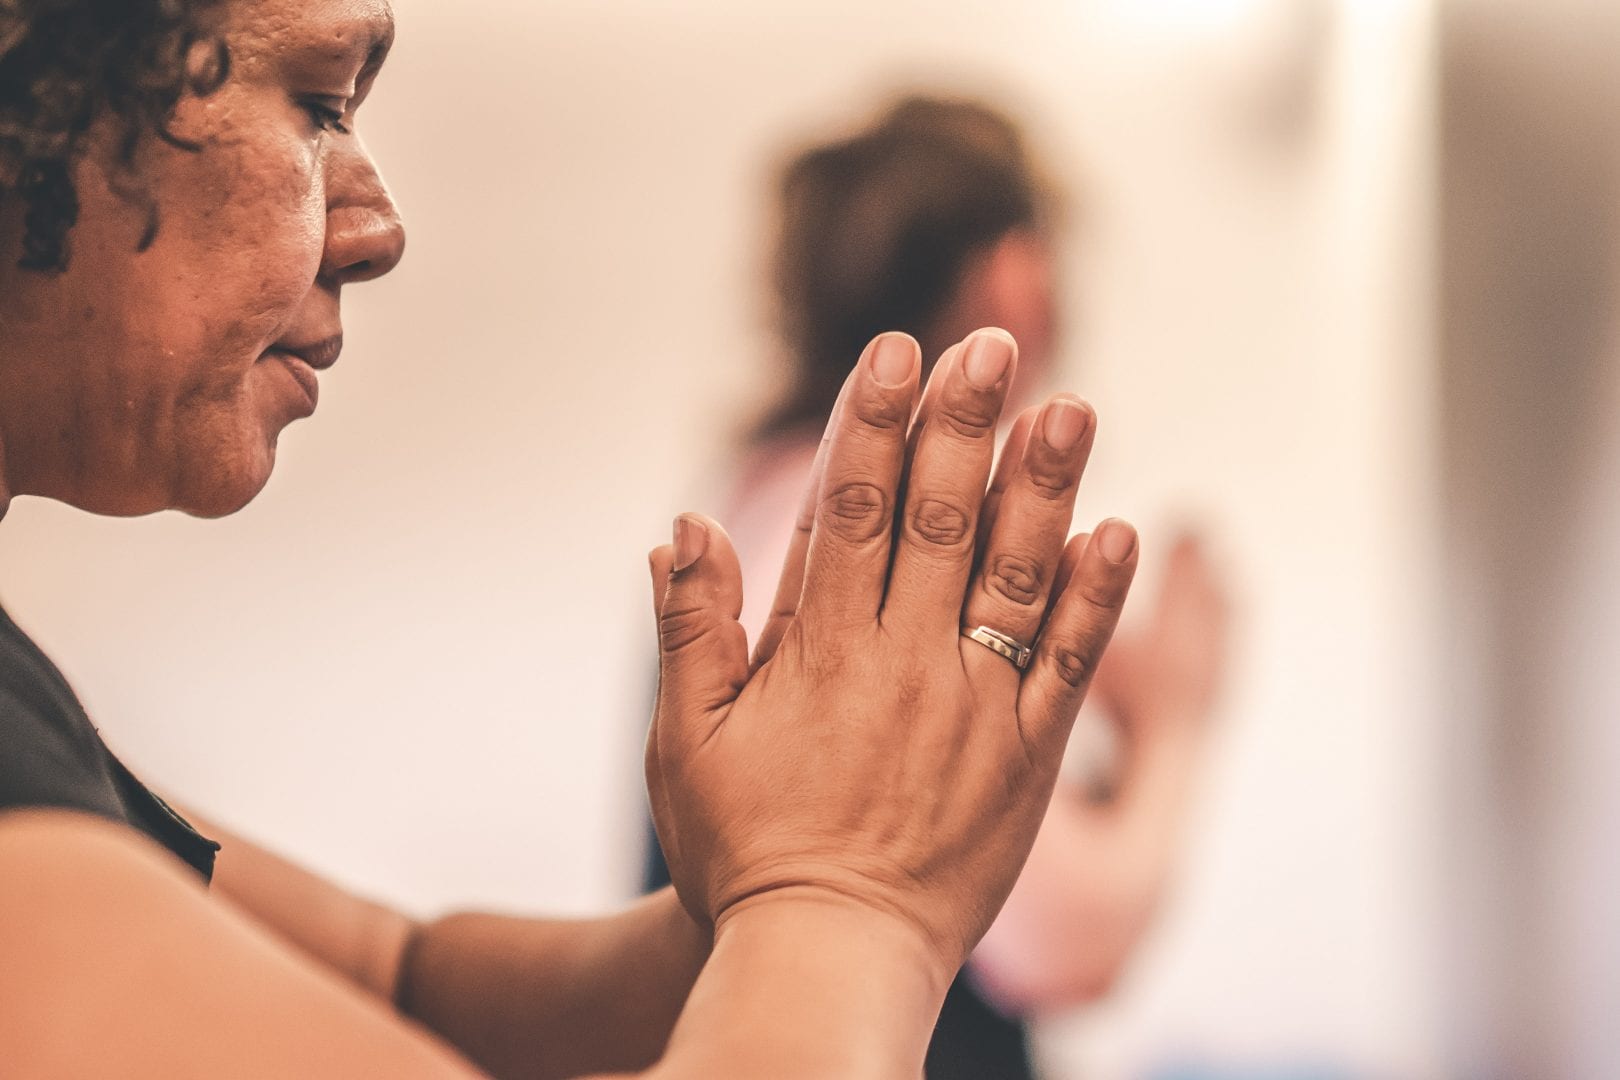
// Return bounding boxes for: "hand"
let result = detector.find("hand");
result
[972,532,1229,1007]
[644,328,1138,976]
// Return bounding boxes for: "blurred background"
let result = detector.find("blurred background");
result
[1,0,1616,1076]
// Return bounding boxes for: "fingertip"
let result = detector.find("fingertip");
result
[1037,395,1095,454]
[917,341,965,405]
[991,407,1042,489]
[649,544,675,618]
[1008,404,1042,447]
[962,327,1018,390]
[972,325,1019,351]
[673,514,710,573]
[649,544,675,576]
[1094,518,1139,566]
[1044,533,1090,618]
[1060,532,1090,578]
[866,331,921,389]
[668,514,745,613]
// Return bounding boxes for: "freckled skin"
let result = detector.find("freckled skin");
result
[0,0,404,518]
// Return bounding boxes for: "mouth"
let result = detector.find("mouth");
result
[274,334,344,371]
[259,334,342,417]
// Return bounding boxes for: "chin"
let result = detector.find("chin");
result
[151,426,282,519]
[176,448,278,519]
[70,471,270,519]
[50,425,280,519]
[178,484,270,519]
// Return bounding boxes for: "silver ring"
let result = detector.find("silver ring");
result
[962,625,1033,670]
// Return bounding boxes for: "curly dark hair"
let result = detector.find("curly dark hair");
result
[0,0,230,272]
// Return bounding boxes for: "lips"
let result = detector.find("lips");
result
[259,334,341,417]
[275,335,344,371]
[264,349,320,413]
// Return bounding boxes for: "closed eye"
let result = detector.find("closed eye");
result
[300,96,352,136]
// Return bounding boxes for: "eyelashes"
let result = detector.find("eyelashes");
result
[299,96,352,136]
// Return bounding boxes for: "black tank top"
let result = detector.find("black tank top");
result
[0,604,218,880]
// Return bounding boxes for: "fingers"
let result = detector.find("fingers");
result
[794,332,921,634]
[882,329,1018,632]
[961,394,1097,660]
[645,546,679,886]
[1047,531,1088,616]
[748,476,813,669]
[649,545,674,619]
[750,381,848,670]
[974,405,1041,560]
[1017,520,1139,755]
[655,514,751,731]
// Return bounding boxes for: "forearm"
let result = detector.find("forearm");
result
[398,887,709,1080]
[193,811,415,1000]
[652,891,951,1080]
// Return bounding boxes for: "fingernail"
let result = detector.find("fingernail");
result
[673,515,709,572]
[868,332,918,388]
[1041,397,1091,451]
[962,329,1014,389]
[1096,519,1137,564]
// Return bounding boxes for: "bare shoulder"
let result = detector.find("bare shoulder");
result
[0,809,480,1079]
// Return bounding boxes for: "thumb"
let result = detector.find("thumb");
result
[656,513,750,729]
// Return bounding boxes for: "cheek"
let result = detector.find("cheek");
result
[157,94,329,354]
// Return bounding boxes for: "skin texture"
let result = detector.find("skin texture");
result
[0,0,1143,1074]
[726,235,1230,1012]
[193,809,714,1080]
[0,0,404,516]
[975,532,1228,1006]
[0,320,1137,1078]
[647,331,1117,958]
[640,330,1139,1077]
[942,235,1229,1010]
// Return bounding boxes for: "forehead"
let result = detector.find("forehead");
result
[228,0,395,65]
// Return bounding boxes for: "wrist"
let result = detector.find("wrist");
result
[652,885,714,955]
[714,885,955,999]
[661,886,954,1079]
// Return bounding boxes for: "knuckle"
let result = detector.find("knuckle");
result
[1024,460,1076,502]
[936,399,999,440]
[852,387,912,431]
[1076,573,1125,611]
[821,481,891,543]
[985,553,1045,606]
[908,497,973,548]
[1049,642,1096,689]
[658,604,710,654]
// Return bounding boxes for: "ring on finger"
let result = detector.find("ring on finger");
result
[962,625,1033,671]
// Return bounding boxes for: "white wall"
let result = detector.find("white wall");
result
[0,1,1443,1076]
[1556,367,1620,1079]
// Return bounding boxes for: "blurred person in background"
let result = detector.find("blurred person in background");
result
[0,2,1145,1077]
[647,95,1230,1080]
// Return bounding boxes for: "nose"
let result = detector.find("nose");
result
[321,158,407,287]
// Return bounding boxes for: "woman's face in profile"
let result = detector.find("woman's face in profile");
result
[0,0,405,519]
